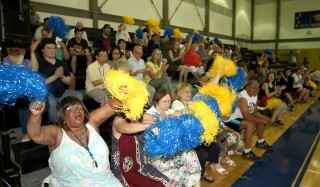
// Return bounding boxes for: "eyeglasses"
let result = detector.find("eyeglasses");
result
[65,105,84,112]
[113,52,120,55]
[134,51,143,55]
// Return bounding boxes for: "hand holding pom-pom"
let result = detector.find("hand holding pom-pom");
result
[29,100,45,116]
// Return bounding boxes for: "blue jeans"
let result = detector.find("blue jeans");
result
[47,89,83,124]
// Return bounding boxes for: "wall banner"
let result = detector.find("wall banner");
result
[295,10,320,29]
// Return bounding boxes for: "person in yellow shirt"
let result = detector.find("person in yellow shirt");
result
[145,49,172,91]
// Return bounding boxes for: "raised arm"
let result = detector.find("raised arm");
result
[29,40,40,71]
[113,116,150,134]
[27,101,59,147]
[89,99,120,130]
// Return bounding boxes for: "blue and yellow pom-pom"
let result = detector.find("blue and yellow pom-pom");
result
[199,83,237,117]
[188,101,219,145]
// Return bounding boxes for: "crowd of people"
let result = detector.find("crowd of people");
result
[1,5,319,186]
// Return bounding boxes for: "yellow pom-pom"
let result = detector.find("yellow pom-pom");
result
[123,16,135,25]
[296,49,300,55]
[147,18,160,27]
[151,26,160,35]
[208,55,237,77]
[103,70,149,121]
[199,84,237,117]
[258,61,263,67]
[173,28,182,39]
[308,81,317,90]
[266,97,282,110]
[188,101,219,145]
[193,29,199,34]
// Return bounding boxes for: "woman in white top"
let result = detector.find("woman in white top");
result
[292,68,310,103]
[146,88,201,186]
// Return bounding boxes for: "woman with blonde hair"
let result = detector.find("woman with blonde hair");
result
[145,49,172,91]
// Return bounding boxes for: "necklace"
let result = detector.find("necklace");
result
[69,127,98,168]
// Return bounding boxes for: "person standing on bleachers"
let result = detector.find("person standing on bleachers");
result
[34,17,49,40]
[93,24,114,53]
[67,21,89,45]
[30,5,40,35]
[38,38,83,124]
[86,48,110,106]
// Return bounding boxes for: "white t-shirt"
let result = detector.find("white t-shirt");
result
[292,73,303,89]
[146,106,175,117]
[224,89,257,122]
[171,100,186,111]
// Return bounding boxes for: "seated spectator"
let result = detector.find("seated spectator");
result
[230,53,238,64]
[117,39,132,59]
[181,36,204,82]
[67,21,89,45]
[260,72,287,126]
[224,80,273,161]
[197,43,212,70]
[159,35,171,61]
[93,24,114,52]
[145,34,160,60]
[111,113,170,186]
[248,55,258,71]
[278,68,295,111]
[146,89,201,186]
[85,49,110,106]
[3,40,39,141]
[302,68,316,97]
[129,45,155,105]
[145,49,172,91]
[38,38,83,124]
[67,28,92,75]
[235,44,242,61]
[292,68,310,103]
[167,41,188,82]
[34,17,49,40]
[259,60,270,84]
[248,64,261,83]
[107,47,121,70]
[171,82,220,180]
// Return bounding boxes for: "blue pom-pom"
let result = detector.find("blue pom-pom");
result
[136,29,144,40]
[48,16,69,39]
[264,48,273,55]
[214,37,220,44]
[224,67,247,92]
[164,27,173,37]
[0,65,47,108]
[193,93,222,118]
[193,33,201,41]
[179,114,203,150]
[144,117,184,157]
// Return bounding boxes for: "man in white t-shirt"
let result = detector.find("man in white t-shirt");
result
[292,68,309,103]
[224,80,273,161]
